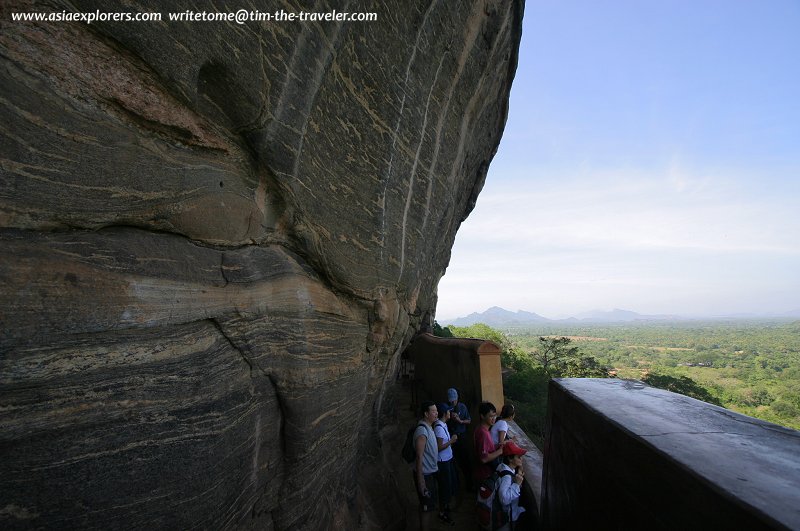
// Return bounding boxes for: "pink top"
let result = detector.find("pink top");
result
[473,424,498,481]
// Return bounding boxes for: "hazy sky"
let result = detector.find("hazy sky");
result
[436,0,800,320]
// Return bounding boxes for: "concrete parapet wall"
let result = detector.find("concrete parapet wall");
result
[507,419,543,525]
[405,333,504,414]
[403,333,504,476]
[541,378,800,530]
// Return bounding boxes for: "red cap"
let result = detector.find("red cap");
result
[502,440,527,457]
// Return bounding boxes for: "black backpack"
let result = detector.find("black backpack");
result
[401,421,425,463]
[477,468,514,530]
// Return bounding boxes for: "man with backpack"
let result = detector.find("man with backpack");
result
[412,401,440,530]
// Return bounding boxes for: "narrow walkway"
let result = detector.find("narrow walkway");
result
[395,379,542,530]
[396,381,478,530]
[398,468,477,530]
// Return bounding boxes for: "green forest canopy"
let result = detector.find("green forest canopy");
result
[438,319,800,445]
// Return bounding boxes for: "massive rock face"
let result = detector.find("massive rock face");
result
[0,1,522,528]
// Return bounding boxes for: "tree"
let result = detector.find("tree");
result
[503,346,534,372]
[531,336,578,375]
[642,372,722,406]
[448,323,510,351]
[503,364,550,446]
[433,320,453,337]
[556,355,610,378]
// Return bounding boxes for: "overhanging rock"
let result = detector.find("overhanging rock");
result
[0,1,523,529]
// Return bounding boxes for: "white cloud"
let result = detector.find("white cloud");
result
[461,169,800,255]
[437,167,800,319]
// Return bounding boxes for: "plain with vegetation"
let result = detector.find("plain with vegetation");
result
[434,319,800,447]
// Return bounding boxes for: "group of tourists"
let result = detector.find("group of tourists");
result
[412,388,527,530]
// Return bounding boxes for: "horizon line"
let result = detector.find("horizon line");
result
[437,306,800,323]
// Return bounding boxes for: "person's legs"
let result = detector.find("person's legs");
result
[436,460,455,525]
[437,461,451,511]
[414,472,438,530]
[449,442,461,494]
[449,459,459,500]
[452,439,473,490]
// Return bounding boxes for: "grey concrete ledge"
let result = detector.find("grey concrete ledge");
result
[541,378,800,530]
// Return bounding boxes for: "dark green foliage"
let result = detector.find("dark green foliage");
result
[505,365,549,403]
[556,355,611,378]
[447,323,510,350]
[433,320,453,337]
[735,387,774,407]
[642,372,723,406]
[445,324,612,447]
[772,400,800,418]
[501,319,800,430]
[445,319,800,437]
[531,336,579,375]
[504,365,550,445]
[529,336,611,379]
[503,346,534,372]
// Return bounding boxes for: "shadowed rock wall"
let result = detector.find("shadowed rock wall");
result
[0,0,523,529]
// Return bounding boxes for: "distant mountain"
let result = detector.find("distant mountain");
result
[445,306,550,327]
[440,306,798,327]
[442,306,681,326]
[701,310,800,320]
[571,308,680,323]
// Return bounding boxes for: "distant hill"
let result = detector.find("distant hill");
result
[440,306,800,327]
[446,306,549,327]
[442,306,681,326]
[571,308,681,323]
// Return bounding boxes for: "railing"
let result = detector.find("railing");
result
[506,419,544,525]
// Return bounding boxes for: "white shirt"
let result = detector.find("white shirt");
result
[496,462,526,522]
[490,419,510,445]
[433,420,454,462]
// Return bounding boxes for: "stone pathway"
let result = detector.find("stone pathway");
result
[396,379,478,530]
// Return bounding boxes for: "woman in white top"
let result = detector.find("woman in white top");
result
[490,404,516,446]
[434,403,458,526]
[496,440,527,531]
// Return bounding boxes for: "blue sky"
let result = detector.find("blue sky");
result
[436,0,800,320]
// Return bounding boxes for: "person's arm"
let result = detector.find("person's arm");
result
[497,420,512,444]
[498,429,508,444]
[480,445,504,463]
[435,425,456,451]
[415,434,427,495]
[478,431,504,463]
[459,405,471,425]
[436,436,449,451]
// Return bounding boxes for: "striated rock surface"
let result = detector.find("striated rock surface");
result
[0,0,523,528]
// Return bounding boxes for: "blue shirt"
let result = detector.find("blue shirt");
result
[448,402,470,436]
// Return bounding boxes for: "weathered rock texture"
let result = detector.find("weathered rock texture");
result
[0,0,523,528]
